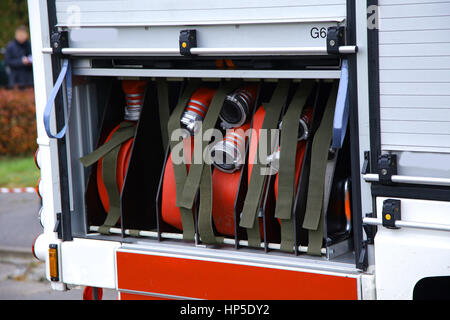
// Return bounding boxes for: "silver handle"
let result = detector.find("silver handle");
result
[363,217,450,232]
[42,45,357,57]
[362,173,450,187]
[190,46,357,55]
[42,47,179,56]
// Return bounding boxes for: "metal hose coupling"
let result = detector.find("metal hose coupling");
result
[180,87,216,135]
[219,84,258,129]
[279,106,313,141]
[122,80,147,121]
[211,123,250,173]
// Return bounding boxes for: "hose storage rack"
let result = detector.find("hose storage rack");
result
[43,21,359,263]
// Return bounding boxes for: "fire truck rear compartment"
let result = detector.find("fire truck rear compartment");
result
[64,72,356,265]
[39,0,363,271]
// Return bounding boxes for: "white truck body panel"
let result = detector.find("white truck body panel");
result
[375,197,450,299]
[54,0,346,27]
[66,23,338,53]
[60,238,121,289]
[378,1,450,156]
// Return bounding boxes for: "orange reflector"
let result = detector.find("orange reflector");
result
[49,244,59,281]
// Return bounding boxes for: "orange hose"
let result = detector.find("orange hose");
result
[97,123,134,213]
[161,138,194,230]
[246,106,274,238]
[212,123,250,237]
[185,87,216,119]
[274,141,307,200]
[96,80,146,214]
[274,141,307,225]
[212,169,242,236]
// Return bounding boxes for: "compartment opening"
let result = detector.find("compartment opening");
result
[77,76,354,260]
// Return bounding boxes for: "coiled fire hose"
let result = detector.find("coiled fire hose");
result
[272,80,315,252]
[211,122,251,237]
[271,106,314,198]
[162,80,244,242]
[302,82,339,255]
[79,80,146,235]
[239,80,290,248]
[273,106,314,206]
[162,138,194,231]
[161,86,216,234]
[160,79,340,253]
[209,84,258,237]
[161,82,263,243]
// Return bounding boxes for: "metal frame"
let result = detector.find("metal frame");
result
[48,41,359,262]
[72,67,342,80]
[346,0,368,271]
[88,226,328,255]
[367,0,381,174]
[46,0,72,242]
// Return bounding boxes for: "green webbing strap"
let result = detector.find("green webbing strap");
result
[302,82,339,255]
[167,80,201,241]
[279,219,295,252]
[181,81,241,245]
[275,81,314,252]
[127,229,142,237]
[168,80,200,205]
[178,80,241,211]
[156,79,170,152]
[307,212,324,256]
[239,80,290,248]
[79,121,136,235]
[97,143,121,235]
[79,122,135,167]
[197,164,224,244]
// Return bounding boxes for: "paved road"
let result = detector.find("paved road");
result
[0,259,117,300]
[0,193,117,300]
[0,193,42,250]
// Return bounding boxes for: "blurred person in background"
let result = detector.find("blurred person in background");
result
[4,25,33,88]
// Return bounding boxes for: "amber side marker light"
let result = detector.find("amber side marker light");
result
[49,244,59,281]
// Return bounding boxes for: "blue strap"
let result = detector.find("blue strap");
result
[43,59,72,139]
[332,59,349,149]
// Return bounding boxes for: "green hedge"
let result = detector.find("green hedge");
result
[0,88,37,155]
[0,0,29,49]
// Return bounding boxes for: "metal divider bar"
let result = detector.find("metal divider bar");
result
[88,226,326,254]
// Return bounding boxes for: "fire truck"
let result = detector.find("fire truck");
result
[29,0,450,300]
